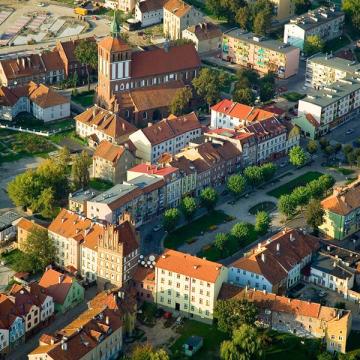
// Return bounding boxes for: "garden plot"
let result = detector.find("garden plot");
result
[27,13,49,31]
[0,15,30,45]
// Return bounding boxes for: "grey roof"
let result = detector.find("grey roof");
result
[125,174,162,188]
[224,28,298,54]
[309,54,360,74]
[300,77,360,108]
[69,189,99,203]
[286,7,344,31]
[311,254,355,280]
[90,183,138,204]
[0,211,21,231]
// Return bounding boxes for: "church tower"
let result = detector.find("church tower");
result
[97,12,132,108]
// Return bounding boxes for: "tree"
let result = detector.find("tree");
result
[71,150,91,190]
[200,187,218,211]
[130,345,169,360]
[169,87,193,116]
[319,137,330,150]
[181,196,197,221]
[36,187,56,218]
[74,39,98,91]
[260,163,276,181]
[220,324,263,360]
[291,186,310,209]
[214,232,229,252]
[192,68,226,109]
[255,211,271,235]
[235,69,260,89]
[21,226,56,273]
[227,174,246,198]
[307,140,318,155]
[253,11,268,35]
[294,0,311,14]
[317,353,334,360]
[303,35,325,56]
[233,87,255,105]
[278,194,297,218]
[289,145,307,167]
[306,199,325,232]
[343,0,360,29]
[259,82,274,102]
[236,6,250,30]
[214,299,258,333]
[231,222,251,241]
[58,147,71,169]
[163,208,180,232]
[334,301,346,310]
[244,166,263,188]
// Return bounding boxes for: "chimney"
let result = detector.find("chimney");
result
[21,57,26,68]
[261,253,265,262]
[276,243,280,253]
[61,340,67,351]
[58,275,63,284]
[289,233,294,241]
[105,316,109,325]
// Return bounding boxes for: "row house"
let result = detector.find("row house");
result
[48,209,140,290]
[154,249,228,323]
[75,105,137,148]
[284,7,345,50]
[129,112,202,163]
[96,15,200,108]
[127,163,182,208]
[222,29,300,79]
[320,176,360,240]
[305,53,360,89]
[92,140,136,184]
[219,285,352,354]
[295,77,360,138]
[228,228,320,293]
[163,0,203,40]
[28,305,123,360]
[135,0,166,28]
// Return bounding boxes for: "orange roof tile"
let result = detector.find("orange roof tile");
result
[164,0,191,17]
[17,217,46,232]
[93,140,125,164]
[99,36,131,52]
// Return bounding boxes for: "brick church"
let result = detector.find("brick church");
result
[96,14,201,112]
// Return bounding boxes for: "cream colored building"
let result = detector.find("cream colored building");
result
[163,0,203,40]
[118,0,136,12]
[154,249,228,323]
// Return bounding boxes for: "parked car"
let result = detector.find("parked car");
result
[163,311,172,319]
[346,129,354,135]
[153,224,163,232]
[318,290,327,297]
[155,308,164,318]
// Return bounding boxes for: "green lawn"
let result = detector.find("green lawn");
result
[333,167,354,176]
[282,92,306,102]
[197,225,258,261]
[324,36,351,53]
[0,249,23,271]
[71,90,95,108]
[264,331,320,360]
[89,178,114,191]
[164,210,233,249]
[170,320,228,360]
[267,171,324,198]
[49,130,87,146]
[249,201,276,215]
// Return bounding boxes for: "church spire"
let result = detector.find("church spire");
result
[110,11,120,38]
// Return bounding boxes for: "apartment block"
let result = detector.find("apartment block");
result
[222,29,300,79]
[320,177,360,240]
[306,53,360,89]
[284,7,345,50]
[129,112,202,163]
[68,189,99,215]
[296,78,360,137]
[155,249,228,323]
[228,228,319,293]
[219,285,352,354]
[163,0,203,40]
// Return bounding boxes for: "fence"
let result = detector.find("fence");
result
[0,123,74,137]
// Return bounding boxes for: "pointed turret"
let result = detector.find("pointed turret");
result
[110,11,120,38]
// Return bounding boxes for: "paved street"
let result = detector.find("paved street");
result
[6,286,98,360]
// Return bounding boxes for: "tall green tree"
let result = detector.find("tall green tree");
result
[289,145,307,167]
[307,140,318,155]
[303,35,325,56]
[343,0,360,29]
[236,6,250,30]
[294,0,311,14]
[58,147,71,169]
[169,87,193,116]
[36,187,56,219]
[233,87,255,105]
[260,163,276,181]
[306,199,325,232]
[181,196,197,221]
[231,222,251,241]
[220,324,263,360]
[244,166,263,188]
[214,299,258,333]
[200,187,218,211]
[130,344,169,360]
[163,208,180,232]
[255,211,271,235]
[227,174,246,198]
[71,150,91,190]
[74,39,98,91]
[253,11,268,35]
[278,194,297,219]
[214,232,229,252]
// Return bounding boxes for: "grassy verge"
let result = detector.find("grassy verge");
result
[170,320,228,360]
[0,249,22,271]
[164,210,232,249]
[71,90,95,108]
[197,224,258,261]
[267,171,323,198]
[89,178,114,191]
[282,92,306,102]
[327,167,355,176]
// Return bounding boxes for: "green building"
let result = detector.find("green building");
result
[319,179,360,240]
[38,268,85,313]
[291,113,319,139]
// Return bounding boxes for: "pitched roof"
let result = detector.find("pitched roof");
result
[93,140,125,164]
[155,249,224,283]
[38,269,78,305]
[0,293,20,329]
[75,106,137,139]
[185,22,222,41]
[305,113,320,128]
[57,37,96,63]
[40,51,65,72]
[211,99,275,122]
[164,0,192,17]
[230,228,320,285]
[16,217,46,232]
[0,86,19,106]
[128,163,179,177]
[243,117,286,140]
[98,36,131,52]
[139,112,201,145]
[138,0,167,12]
[28,82,69,108]
[131,44,200,79]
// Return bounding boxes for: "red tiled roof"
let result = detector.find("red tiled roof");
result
[128,163,178,177]
[99,36,131,52]
[93,140,125,164]
[57,37,96,63]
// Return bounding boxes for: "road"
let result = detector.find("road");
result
[6,286,98,360]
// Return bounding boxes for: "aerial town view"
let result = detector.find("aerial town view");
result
[1,0,360,358]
